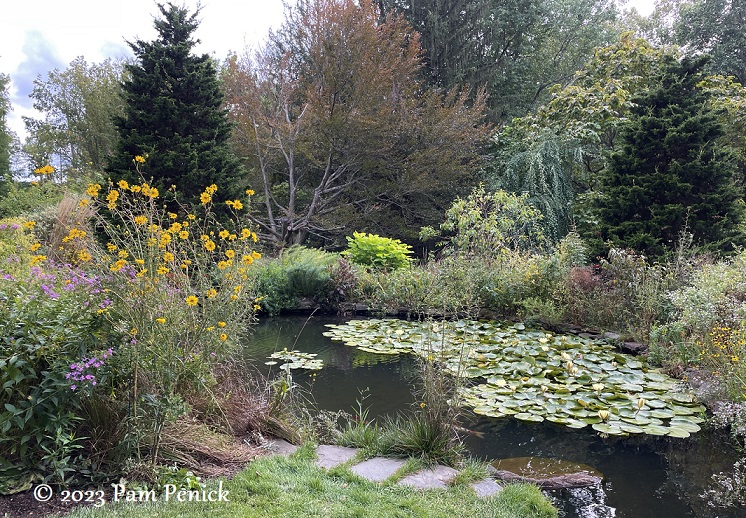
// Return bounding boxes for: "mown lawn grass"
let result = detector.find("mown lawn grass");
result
[63,445,557,518]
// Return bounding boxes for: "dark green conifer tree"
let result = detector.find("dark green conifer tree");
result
[108,3,243,209]
[597,55,743,258]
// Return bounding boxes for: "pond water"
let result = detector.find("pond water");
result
[246,315,741,518]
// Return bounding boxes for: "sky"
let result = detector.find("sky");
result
[1,0,657,141]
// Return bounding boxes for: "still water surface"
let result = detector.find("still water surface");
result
[247,315,740,518]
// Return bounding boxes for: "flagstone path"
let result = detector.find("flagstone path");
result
[267,440,503,498]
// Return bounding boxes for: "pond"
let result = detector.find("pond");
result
[246,315,740,518]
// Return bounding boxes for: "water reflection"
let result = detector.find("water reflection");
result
[245,315,741,518]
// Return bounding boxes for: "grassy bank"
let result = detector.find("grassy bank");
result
[64,445,557,518]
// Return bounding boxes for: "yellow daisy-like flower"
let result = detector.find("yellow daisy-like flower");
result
[200,234,210,241]
[204,240,216,251]
[134,215,147,225]
[106,189,120,204]
[225,249,235,259]
[219,333,227,341]
[240,228,251,239]
[242,255,254,265]
[137,268,147,278]
[30,255,47,266]
[134,155,146,164]
[156,317,166,324]
[118,179,129,190]
[217,321,226,328]
[179,230,189,239]
[253,304,262,311]
[86,183,101,197]
[29,243,41,252]
[186,295,199,307]
[206,288,217,298]
[187,214,196,220]
[118,250,129,259]
[130,185,141,193]
[170,222,182,233]
[219,229,229,239]
[159,233,172,247]
[168,212,178,219]
[181,259,192,266]
[200,192,211,204]
[135,258,145,265]
[24,221,36,229]
[79,198,90,207]
[246,189,255,196]
[106,242,118,252]
[206,184,218,194]
[206,326,215,332]
[77,250,92,262]
[157,266,169,275]
[230,295,238,301]
[252,251,262,259]
[231,199,243,210]
[217,260,229,270]
[163,252,175,262]
[109,259,127,272]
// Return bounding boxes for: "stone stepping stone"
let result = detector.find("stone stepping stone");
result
[315,445,360,469]
[397,465,458,490]
[350,457,407,482]
[471,478,503,498]
[267,438,298,456]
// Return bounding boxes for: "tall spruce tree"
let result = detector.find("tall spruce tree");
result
[108,3,243,209]
[597,55,744,258]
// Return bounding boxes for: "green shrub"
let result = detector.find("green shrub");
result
[0,264,116,486]
[0,181,65,219]
[0,218,37,278]
[253,246,339,315]
[421,185,548,257]
[342,232,413,270]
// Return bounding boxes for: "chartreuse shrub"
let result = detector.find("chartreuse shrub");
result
[252,246,339,315]
[342,232,413,270]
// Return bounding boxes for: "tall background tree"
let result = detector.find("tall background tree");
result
[0,73,13,197]
[21,57,125,182]
[383,0,619,122]
[597,55,744,258]
[224,0,489,246]
[676,0,746,84]
[108,2,243,208]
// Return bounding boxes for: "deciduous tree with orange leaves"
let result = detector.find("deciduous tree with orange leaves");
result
[223,0,490,246]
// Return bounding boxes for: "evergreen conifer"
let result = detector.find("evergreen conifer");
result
[597,55,743,258]
[108,3,243,209]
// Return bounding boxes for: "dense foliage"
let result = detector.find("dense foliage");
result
[597,55,744,258]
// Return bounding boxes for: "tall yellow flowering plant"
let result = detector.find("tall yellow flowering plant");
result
[65,159,261,462]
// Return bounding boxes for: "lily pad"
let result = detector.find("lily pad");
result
[325,318,706,437]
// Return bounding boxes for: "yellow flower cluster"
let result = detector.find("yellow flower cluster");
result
[62,228,88,243]
[33,165,55,176]
[86,183,101,197]
[200,184,218,205]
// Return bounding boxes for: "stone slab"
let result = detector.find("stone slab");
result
[471,478,503,498]
[350,457,407,482]
[315,445,359,469]
[267,438,298,456]
[398,465,458,489]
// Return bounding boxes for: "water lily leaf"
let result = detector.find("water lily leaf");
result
[667,428,691,438]
[592,423,627,435]
[515,413,544,422]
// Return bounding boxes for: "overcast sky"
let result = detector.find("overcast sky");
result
[1,0,656,140]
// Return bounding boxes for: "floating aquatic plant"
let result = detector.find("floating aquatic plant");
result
[265,348,323,371]
[323,319,705,437]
